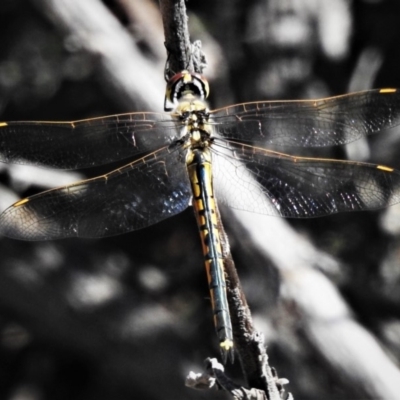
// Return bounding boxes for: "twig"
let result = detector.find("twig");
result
[159,0,192,77]
[217,206,287,399]
[186,358,292,400]
[159,0,207,78]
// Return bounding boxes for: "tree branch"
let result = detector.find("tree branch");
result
[31,0,165,111]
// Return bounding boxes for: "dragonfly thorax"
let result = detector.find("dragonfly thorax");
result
[166,71,212,150]
[176,99,213,150]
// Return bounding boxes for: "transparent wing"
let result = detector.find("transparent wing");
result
[212,139,400,217]
[0,146,191,240]
[0,112,180,169]
[211,89,400,148]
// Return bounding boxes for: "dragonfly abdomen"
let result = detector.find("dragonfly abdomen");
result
[187,148,234,361]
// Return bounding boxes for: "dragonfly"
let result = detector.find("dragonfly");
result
[1,71,400,362]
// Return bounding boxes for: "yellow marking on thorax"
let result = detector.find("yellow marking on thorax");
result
[379,88,397,94]
[377,165,394,172]
[13,198,29,207]
[0,122,8,127]
[191,130,201,143]
[176,99,208,113]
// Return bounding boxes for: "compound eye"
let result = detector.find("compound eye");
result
[164,70,210,110]
[192,74,209,99]
[180,111,190,120]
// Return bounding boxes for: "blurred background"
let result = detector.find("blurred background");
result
[1,0,400,399]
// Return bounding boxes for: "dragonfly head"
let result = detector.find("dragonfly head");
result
[164,70,209,112]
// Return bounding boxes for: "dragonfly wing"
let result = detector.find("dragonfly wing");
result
[0,112,179,169]
[0,146,191,240]
[212,139,400,218]
[211,89,400,148]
